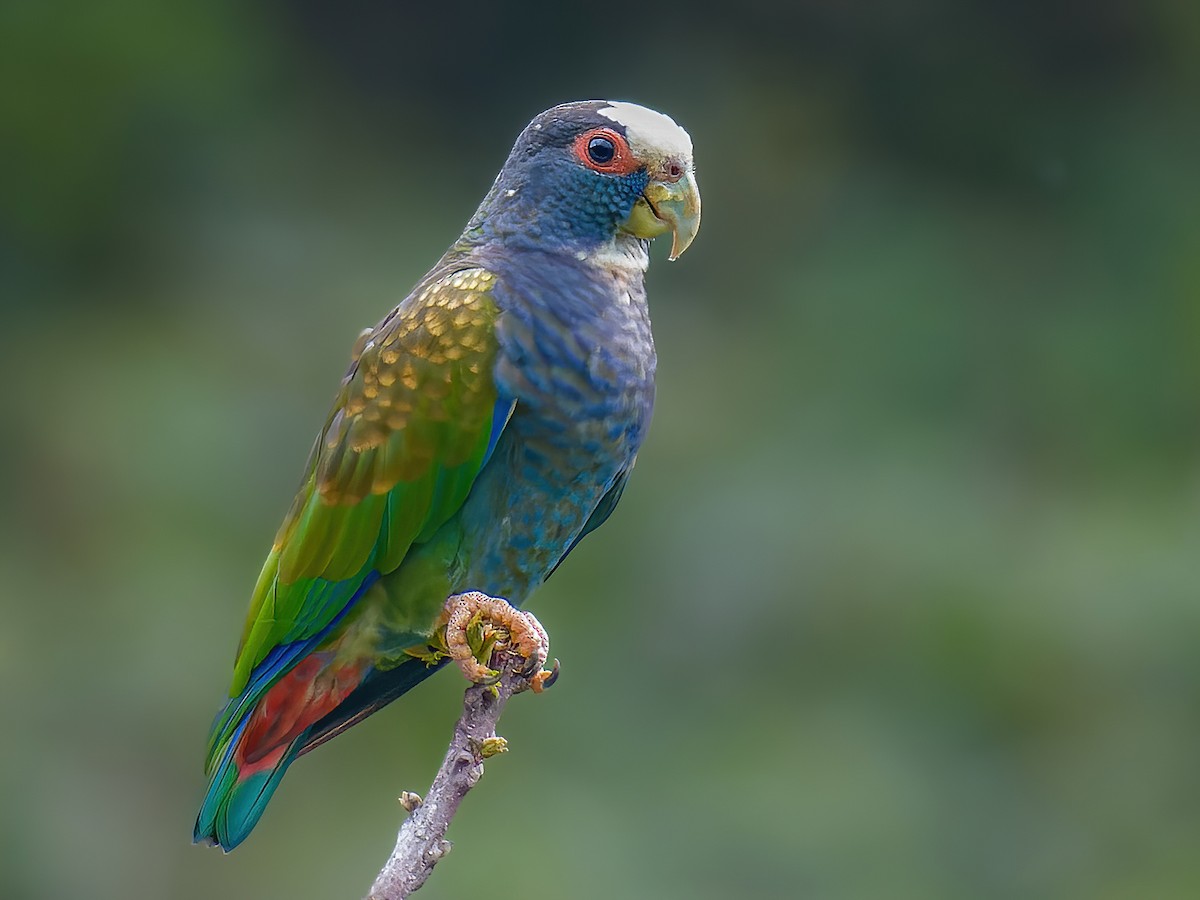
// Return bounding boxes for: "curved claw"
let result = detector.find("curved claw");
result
[530,658,560,694]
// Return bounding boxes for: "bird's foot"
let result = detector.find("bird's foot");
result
[441,591,558,693]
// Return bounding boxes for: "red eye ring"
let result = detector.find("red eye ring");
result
[573,127,638,175]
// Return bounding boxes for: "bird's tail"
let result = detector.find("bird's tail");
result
[194,653,366,850]
[193,720,300,851]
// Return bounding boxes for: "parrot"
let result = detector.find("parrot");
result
[194,100,700,851]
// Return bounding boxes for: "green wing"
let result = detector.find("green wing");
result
[230,267,504,696]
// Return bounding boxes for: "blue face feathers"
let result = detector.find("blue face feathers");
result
[463,101,652,253]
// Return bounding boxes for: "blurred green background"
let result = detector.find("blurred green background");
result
[2,2,1198,898]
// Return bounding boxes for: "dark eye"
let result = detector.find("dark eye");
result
[587,136,616,165]
[574,128,636,173]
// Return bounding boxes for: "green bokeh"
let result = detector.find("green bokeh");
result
[3,2,1198,898]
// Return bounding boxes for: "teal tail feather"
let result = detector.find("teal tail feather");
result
[194,718,302,851]
[194,655,439,849]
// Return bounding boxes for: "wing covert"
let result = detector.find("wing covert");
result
[230,268,504,696]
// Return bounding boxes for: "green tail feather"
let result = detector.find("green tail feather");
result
[194,730,300,851]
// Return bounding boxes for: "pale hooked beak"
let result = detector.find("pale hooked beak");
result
[621,170,702,260]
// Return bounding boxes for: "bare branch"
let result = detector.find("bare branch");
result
[366,594,556,899]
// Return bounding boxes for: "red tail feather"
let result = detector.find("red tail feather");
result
[235,654,365,775]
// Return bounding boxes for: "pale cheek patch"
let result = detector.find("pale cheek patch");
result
[598,101,693,163]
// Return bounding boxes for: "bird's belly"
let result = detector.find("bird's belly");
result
[454,410,637,604]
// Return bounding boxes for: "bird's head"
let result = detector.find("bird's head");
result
[465,100,700,261]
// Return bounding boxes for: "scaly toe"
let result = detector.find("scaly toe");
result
[440,592,553,689]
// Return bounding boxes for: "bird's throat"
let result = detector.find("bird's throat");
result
[572,233,650,279]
